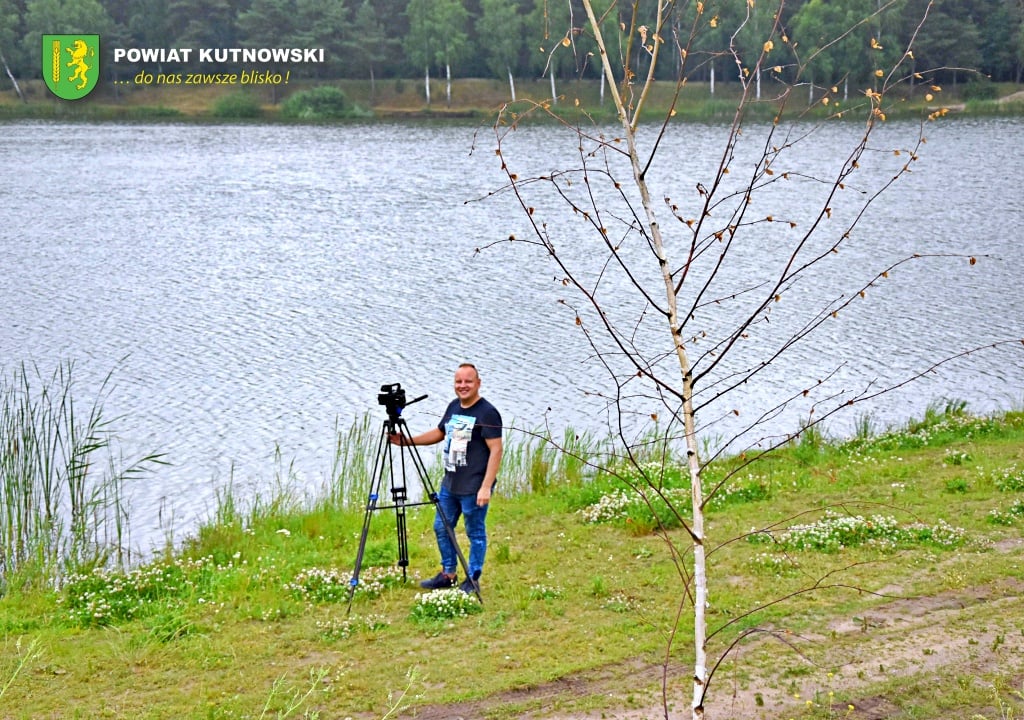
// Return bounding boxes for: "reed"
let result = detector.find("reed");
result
[316,415,604,506]
[497,425,607,495]
[326,411,377,509]
[0,361,163,589]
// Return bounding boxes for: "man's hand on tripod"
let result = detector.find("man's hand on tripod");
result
[388,433,404,446]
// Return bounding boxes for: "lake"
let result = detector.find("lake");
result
[1,115,1022,551]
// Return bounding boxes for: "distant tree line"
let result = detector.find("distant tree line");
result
[2,0,1022,94]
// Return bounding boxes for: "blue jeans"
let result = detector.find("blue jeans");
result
[433,486,488,579]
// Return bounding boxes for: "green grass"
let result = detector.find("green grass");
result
[1,388,1023,718]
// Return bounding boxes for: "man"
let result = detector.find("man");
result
[390,363,503,594]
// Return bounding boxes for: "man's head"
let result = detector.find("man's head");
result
[454,363,481,407]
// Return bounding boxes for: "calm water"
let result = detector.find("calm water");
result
[1,117,1022,550]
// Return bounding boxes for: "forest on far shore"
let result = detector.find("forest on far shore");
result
[1,0,1022,98]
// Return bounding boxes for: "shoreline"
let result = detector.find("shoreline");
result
[4,77,1023,123]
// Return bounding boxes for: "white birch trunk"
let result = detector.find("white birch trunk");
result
[0,47,23,102]
[446,62,452,108]
[581,2,708,718]
[507,67,516,102]
[550,69,557,104]
[689,448,708,719]
[710,65,715,95]
[424,67,431,106]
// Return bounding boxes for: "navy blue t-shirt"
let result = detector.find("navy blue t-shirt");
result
[436,397,502,495]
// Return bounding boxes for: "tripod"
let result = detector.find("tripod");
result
[346,388,478,612]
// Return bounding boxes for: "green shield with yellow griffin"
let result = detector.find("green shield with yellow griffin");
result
[42,34,100,100]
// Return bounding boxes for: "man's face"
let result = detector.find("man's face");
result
[454,366,481,406]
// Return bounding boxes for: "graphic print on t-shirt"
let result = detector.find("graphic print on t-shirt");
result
[443,414,476,471]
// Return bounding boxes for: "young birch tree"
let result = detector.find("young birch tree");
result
[483,1,1021,717]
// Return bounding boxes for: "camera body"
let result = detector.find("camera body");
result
[377,382,407,418]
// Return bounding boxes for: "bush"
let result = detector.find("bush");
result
[281,86,357,120]
[212,92,263,118]
[961,79,998,101]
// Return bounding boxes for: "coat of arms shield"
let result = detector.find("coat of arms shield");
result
[42,34,100,100]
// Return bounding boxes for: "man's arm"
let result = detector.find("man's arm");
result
[476,436,503,506]
[389,427,444,446]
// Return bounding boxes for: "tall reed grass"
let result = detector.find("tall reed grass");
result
[206,416,612,528]
[495,425,608,495]
[318,418,674,503]
[319,417,605,506]
[326,412,378,509]
[0,362,163,590]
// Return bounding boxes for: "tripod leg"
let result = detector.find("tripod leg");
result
[392,483,409,581]
[345,422,390,614]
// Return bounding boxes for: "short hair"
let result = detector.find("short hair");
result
[457,362,479,378]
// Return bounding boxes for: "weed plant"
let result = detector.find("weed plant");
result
[288,564,407,603]
[316,612,390,642]
[410,588,483,622]
[991,465,1024,492]
[747,511,968,552]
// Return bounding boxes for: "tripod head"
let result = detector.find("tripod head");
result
[377,382,427,431]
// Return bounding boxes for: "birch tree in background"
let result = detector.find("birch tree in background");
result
[481,1,1022,717]
[478,0,525,101]
[406,0,469,107]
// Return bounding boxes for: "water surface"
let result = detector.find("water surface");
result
[1,117,1021,549]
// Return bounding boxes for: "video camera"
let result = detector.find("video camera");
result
[377,382,407,418]
[377,383,426,424]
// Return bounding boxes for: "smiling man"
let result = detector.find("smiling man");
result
[390,363,503,595]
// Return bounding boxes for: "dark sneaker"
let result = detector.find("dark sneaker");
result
[458,577,479,595]
[420,572,456,590]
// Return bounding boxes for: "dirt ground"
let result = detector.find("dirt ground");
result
[406,538,1024,720]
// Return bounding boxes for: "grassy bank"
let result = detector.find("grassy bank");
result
[1,387,1023,719]
[3,76,1023,123]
